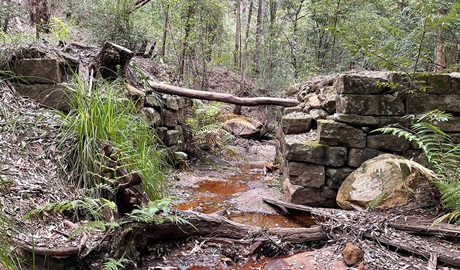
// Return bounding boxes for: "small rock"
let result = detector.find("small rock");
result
[342,242,363,266]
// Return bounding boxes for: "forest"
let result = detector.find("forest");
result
[1,0,460,269]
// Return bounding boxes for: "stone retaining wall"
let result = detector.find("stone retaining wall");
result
[277,73,460,207]
[10,47,191,153]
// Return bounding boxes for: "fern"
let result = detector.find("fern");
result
[103,255,131,270]
[26,197,116,221]
[126,198,189,225]
[374,110,460,224]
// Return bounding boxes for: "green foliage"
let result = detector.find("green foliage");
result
[81,0,151,50]
[103,255,131,270]
[49,17,75,44]
[186,101,255,154]
[127,198,189,225]
[26,197,116,221]
[58,76,166,200]
[374,110,460,224]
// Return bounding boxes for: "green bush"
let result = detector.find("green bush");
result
[58,76,167,200]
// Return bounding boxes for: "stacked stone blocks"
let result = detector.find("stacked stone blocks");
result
[278,73,460,207]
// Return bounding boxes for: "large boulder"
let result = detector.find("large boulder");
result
[336,154,436,209]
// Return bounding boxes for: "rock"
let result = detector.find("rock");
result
[226,118,262,138]
[162,109,178,128]
[367,134,409,152]
[335,74,389,94]
[302,93,322,110]
[309,108,329,119]
[407,93,460,114]
[145,94,162,107]
[13,58,64,84]
[141,107,161,126]
[281,113,312,134]
[282,106,303,115]
[433,116,460,132]
[14,83,73,111]
[163,95,180,110]
[262,249,347,270]
[342,242,364,266]
[93,41,134,79]
[389,73,453,94]
[326,167,355,189]
[284,178,337,207]
[287,162,325,188]
[285,139,347,167]
[317,120,366,148]
[164,130,180,146]
[347,148,382,167]
[330,113,379,126]
[337,154,435,209]
[336,94,405,115]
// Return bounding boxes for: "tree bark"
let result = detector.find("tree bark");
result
[161,3,170,58]
[234,0,254,115]
[92,41,134,80]
[179,2,196,82]
[28,0,50,37]
[148,82,299,107]
[254,0,265,75]
[267,0,277,78]
[234,0,241,67]
[434,7,447,72]
[129,210,326,253]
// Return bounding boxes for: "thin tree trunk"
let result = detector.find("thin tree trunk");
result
[434,7,447,72]
[161,3,170,58]
[234,0,241,67]
[234,0,254,115]
[179,3,195,82]
[254,0,265,76]
[267,0,277,78]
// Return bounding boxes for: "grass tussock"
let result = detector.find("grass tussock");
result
[57,76,167,200]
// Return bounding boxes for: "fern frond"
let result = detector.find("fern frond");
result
[103,255,130,270]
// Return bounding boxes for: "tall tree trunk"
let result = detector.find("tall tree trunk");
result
[267,0,277,78]
[28,0,50,38]
[161,2,170,58]
[234,0,254,115]
[179,3,195,82]
[254,0,265,76]
[434,7,447,72]
[234,0,241,67]
[329,0,341,69]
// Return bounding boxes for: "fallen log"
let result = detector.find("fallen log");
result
[263,197,460,268]
[263,197,460,239]
[125,210,326,253]
[147,81,299,107]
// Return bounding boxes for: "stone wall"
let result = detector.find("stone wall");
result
[277,73,460,207]
[9,46,191,153]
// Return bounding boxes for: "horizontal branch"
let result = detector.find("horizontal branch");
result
[148,81,299,107]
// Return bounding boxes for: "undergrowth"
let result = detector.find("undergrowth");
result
[375,110,460,224]
[186,100,255,155]
[57,76,167,200]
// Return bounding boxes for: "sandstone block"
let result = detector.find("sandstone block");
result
[283,106,303,115]
[288,162,325,188]
[367,134,409,152]
[163,95,180,110]
[326,167,355,189]
[281,113,312,134]
[285,140,347,166]
[283,178,337,207]
[14,83,72,111]
[141,107,161,126]
[433,116,460,132]
[348,148,382,167]
[342,242,364,267]
[336,94,404,115]
[335,74,390,94]
[330,113,379,126]
[145,94,162,107]
[407,93,460,113]
[14,58,63,84]
[377,116,408,128]
[164,129,180,146]
[162,109,178,128]
[309,108,329,119]
[389,73,453,94]
[317,120,366,148]
[156,127,168,142]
